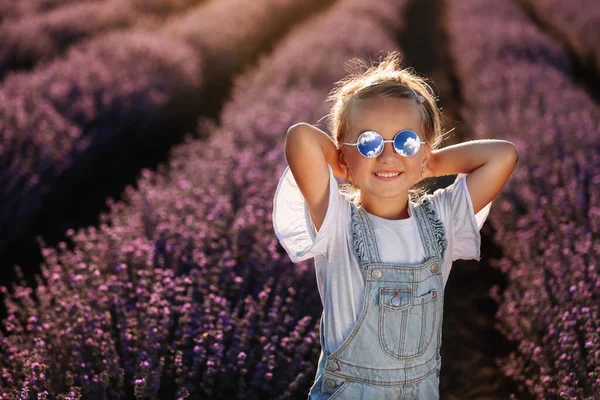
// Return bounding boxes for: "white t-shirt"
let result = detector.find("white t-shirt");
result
[272,164,492,355]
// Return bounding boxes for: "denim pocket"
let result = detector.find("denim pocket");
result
[378,288,438,360]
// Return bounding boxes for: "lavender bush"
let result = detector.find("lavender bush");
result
[127,0,210,16]
[0,0,415,397]
[445,0,600,398]
[0,0,205,24]
[0,0,102,24]
[0,0,330,258]
[159,0,332,84]
[0,0,208,80]
[0,31,202,257]
[520,0,600,75]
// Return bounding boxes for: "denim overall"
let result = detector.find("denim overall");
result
[308,197,448,399]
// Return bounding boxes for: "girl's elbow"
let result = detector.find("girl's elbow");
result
[287,122,310,135]
[498,141,519,164]
[507,142,519,165]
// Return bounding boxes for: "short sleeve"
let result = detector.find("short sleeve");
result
[272,164,344,263]
[432,173,492,262]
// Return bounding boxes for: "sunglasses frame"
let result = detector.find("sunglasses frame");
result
[343,129,427,158]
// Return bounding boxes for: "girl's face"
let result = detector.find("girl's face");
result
[339,96,430,209]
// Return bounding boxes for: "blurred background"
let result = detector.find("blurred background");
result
[0,0,598,398]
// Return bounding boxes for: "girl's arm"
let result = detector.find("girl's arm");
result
[284,123,344,233]
[425,139,519,215]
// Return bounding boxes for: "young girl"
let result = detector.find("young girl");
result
[272,52,518,399]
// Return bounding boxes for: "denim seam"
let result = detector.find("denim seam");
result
[419,300,426,352]
[364,258,440,270]
[327,284,372,360]
[323,366,438,386]
[335,351,438,370]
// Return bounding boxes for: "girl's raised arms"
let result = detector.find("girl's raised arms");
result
[284,123,344,233]
[285,123,519,231]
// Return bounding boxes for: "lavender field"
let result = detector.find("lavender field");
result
[0,0,598,398]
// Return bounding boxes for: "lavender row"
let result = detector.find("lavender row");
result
[0,0,414,397]
[0,0,206,24]
[445,0,600,398]
[521,0,600,75]
[0,0,207,81]
[0,0,101,24]
[0,0,330,257]
[0,30,201,258]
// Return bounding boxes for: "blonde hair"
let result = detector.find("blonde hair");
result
[323,51,451,206]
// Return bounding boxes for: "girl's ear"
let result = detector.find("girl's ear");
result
[338,149,351,182]
[338,149,347,171]
[423,143,432,164]
[421,143,434,177]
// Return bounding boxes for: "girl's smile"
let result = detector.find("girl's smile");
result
[373,170,404,181]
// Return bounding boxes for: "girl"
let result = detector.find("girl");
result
[272,52,518,399]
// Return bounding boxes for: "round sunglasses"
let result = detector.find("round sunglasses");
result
[343,130,426,158]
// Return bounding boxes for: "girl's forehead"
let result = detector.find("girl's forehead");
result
[348,96,423,138]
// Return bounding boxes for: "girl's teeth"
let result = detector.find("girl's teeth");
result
[375,173,400,177]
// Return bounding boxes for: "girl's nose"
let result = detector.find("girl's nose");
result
[377,142,397,161]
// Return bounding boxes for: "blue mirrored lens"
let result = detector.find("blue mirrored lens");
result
[394,130,420,156]
[357,131,383,158]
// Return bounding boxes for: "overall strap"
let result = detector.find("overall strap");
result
[412,196,447,261]
[350,203,381,266]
